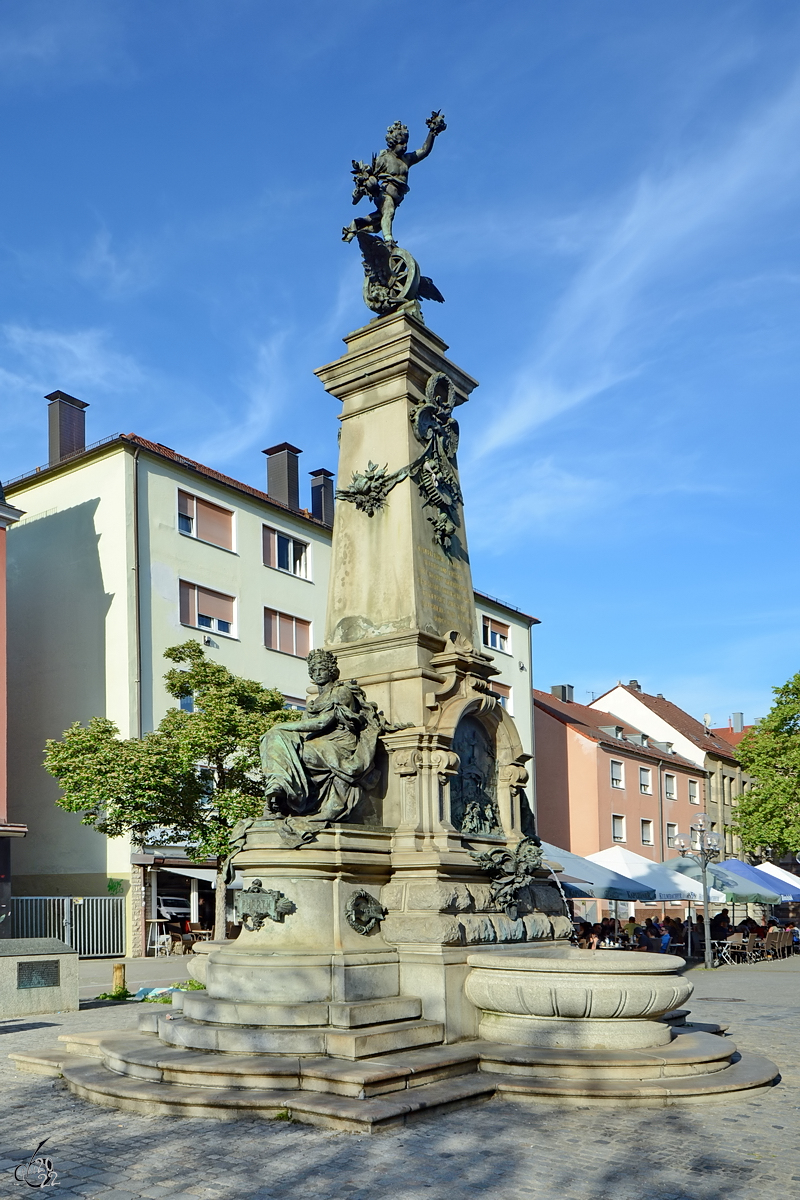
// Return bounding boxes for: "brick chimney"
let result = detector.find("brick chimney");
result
[263,443,301,510]
[309,469,334,526]
[46,391,88,465]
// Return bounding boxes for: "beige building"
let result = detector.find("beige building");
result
[535,686,704,866]
[4,393,535,953]
[589,681,748,854]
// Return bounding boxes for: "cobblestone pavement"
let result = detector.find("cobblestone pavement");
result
[1,958,798,1200]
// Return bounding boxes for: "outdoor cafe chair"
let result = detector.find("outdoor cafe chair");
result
[761,929,779,960]
[718,933,744,966]
[742,931,760,963]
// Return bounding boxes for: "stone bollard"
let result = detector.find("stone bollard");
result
[112,962,126,993]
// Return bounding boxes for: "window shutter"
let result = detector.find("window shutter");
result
[264,608,277,649]
[295,619,310,658]
[197,587,234,623]
[263,526,276,567]
[178,491,194,517]
[279,613,294,654]
[196,499,233,549]
[179,581,196,625]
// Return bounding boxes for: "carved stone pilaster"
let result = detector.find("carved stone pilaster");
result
[497,762,530,845]
[383,729,462,853]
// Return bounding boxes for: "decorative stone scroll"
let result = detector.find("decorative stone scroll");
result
[344,889,388,936]
[467,838,548,921]
[336,460,410,516]
[336,369,465,553]
[235,880,296,932]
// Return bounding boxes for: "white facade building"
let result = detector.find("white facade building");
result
[4,399,536,953]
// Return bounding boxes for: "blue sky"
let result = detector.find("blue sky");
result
[1,1,799,727]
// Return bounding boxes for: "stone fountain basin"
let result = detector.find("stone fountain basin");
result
[465,945,694,1049]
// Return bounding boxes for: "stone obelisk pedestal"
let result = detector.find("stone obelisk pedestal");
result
[315,311,558,1040]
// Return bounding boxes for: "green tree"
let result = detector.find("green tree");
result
[44,640,296,937]
[729,670,800,857]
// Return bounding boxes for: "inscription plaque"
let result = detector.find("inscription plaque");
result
[17,960,60,990]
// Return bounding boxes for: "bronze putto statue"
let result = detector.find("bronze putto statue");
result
[343,112,447,318]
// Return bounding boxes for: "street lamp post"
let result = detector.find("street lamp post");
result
[676,814,721,971]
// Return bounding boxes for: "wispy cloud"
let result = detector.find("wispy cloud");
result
[479,69,800,454]
[187,331,292,466]
[78,229,156,299]
[0,2,131,87]
[2,324,148,395]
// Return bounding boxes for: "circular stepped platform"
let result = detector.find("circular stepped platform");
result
[9,1022,780,1129]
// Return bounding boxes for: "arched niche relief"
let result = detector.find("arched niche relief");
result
[436,696,530,840]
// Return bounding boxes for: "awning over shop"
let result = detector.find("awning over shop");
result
[158,866,243,889]
[539,841,656,901]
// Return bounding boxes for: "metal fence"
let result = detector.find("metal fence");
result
[10,896,126,957]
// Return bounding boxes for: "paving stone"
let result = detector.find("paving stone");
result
[1,961,799,1198]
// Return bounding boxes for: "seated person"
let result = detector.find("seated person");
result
[710,909,731,938]
[633,926,652,952]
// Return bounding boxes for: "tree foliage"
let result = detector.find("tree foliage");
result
[44,640,296,865]
[729,670,800,856]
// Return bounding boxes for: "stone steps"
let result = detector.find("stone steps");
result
[476,1031,735,1080]
[55,1032,480,1096]
[10,1040,779,1128]
[57,1056,498,1132]
[492,1053,780,1106]
[179,993,423,1029]
[155,1013,445,1059]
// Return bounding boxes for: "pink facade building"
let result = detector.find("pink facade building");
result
[0,481,25,933]
[534,687,703,865]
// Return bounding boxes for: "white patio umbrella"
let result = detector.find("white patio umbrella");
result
[586,846,726,903]
[751,860,800,897]
[663,856,781,904]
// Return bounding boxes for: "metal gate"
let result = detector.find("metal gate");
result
[11,896,126,957]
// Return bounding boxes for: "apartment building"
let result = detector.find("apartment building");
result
[534,686,702,863]
[589,681,749,854]
[4,393,536,952]
[0,480,26,934]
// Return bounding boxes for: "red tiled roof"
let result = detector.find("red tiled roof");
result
[533,690,700,770]
[710,726,753,748]
[593,684,741,764]
[120,434,328,530]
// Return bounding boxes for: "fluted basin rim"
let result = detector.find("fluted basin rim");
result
[467,947,686,976]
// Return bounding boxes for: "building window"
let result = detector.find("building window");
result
[263,526,309,578]
[612,814,626,842]
[264,608,311,657]
[666,822,677,848]
[489,681,511,710]
[639,767,652,794]
[688,779,699,804]
[690,828,701,851]
[482,617,509,653]
[179,693,194,714]
[610,760,624,789]
[283,695,307,712]
[180,581,235,635]
[640,819,654,846]
[664,773,677,800]
[178,491,234,550]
